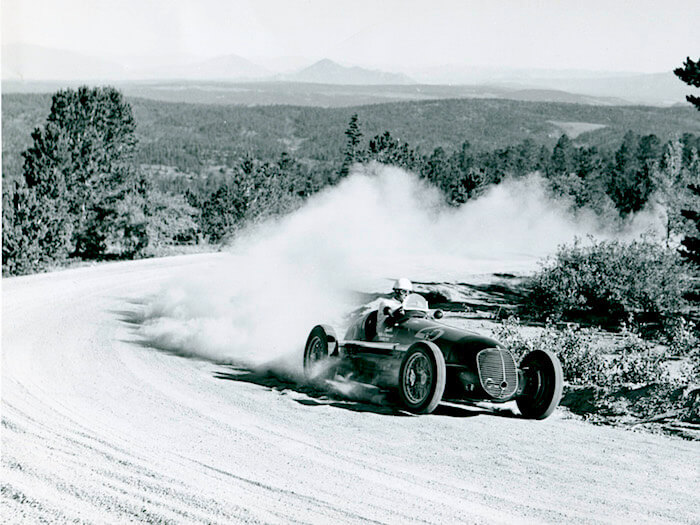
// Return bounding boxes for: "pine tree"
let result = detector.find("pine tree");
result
[606,131,657,215]
[339,113,364,178]
[679,156,700,267]
[20,86,140,258]
[367,131,418,170]
[674,57,700,110]
[680,185,700,265]
[2,181,72,275]
[549,135,575,176]
[653,140,688,244]
[422,147,449,189]
[515,139,540,173]
[200,185,239,243]
[674,57,700,268]
[546,135,584,205]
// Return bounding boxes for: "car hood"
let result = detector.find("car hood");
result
[401,317,501,364]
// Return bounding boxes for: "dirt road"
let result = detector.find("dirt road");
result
[2,254,698,524]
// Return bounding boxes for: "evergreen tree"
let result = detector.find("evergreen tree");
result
[674,58,700,268]
[20,86,140,258]
[654,140,689,244]
[674,57,700,110]
[680,185,700,266]
[2,181,72,275]
[537,145,552,174]
[421,147,450,191]
[549,135,575,177]
[680,133,700,166]
[456,141,474,173]
[575,146,602,180]
[200,185,239,243]
[141,189,199,249]
[515,139,540,173]
[339,113,364,177]
[606,131,655,214]
[679,156,700,267]
[546,135,583,205]
[3,86,141,272]
[367,131,419,170]
[450,166,484,205]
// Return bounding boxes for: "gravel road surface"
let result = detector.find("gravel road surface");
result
[2,254,698,524]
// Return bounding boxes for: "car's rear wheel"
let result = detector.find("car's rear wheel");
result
[398,342,446,414]
[516,349,563,420]
[303,325,337,381]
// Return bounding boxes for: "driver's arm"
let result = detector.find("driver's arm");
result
[386,304,405,324]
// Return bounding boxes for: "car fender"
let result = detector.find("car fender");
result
[318,324,338,355]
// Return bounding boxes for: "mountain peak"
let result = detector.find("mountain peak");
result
[314,58,337,67]
[288,59,414,85]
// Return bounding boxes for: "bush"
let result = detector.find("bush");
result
[525,238,689,326]
[493,317,609,385]
[143,189,199,249]
[608,353,667,385]
[493,317,670,388]
[608,328,668,384]
[2,181,72,275]
[489,316,533,363]
[553,325,611,386]
[664,317,699,356]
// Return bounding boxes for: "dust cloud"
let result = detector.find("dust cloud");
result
[139,163,661,370]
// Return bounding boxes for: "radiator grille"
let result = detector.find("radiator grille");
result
[477,348,518,399]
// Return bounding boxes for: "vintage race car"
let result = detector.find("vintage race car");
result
[304,294,563,418]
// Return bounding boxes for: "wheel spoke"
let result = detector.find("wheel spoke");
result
[311,337,324,361]
[403,352,432,405]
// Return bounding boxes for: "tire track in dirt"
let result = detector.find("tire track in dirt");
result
[2,254,698,524]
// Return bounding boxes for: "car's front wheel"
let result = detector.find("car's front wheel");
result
[303,325,337,381]
[398,342,446,414]
[516,349,563,419]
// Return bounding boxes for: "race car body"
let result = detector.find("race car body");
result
[304,294,563,418]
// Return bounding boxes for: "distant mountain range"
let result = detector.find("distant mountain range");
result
[151,54,270,81]
[2,44,271,82]
[516,72,690,107]
[2,45,411,84]
[2,44,693,107]
[2,44,127,81]
[408,64,690,106]
[282,58,414,85]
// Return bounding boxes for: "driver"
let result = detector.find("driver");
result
[377,277,413,339]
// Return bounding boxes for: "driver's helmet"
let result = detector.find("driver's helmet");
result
[392,277,413,300]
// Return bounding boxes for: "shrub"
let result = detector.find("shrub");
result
[608,329,668,384]
[664,317,699,356]
[494,318,609,386]
[679,357,700,385]
[143,189,199,249]
[550,325,611,386]
[490,316,533,363]
[2,181,72,275]
[525,238,689,326]
[608,353,667,385]
[494,317,671,388]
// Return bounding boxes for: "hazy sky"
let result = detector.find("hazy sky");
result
[3,0,699,72]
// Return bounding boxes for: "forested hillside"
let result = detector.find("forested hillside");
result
[3,89,700,276]
[4,93,700,180]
